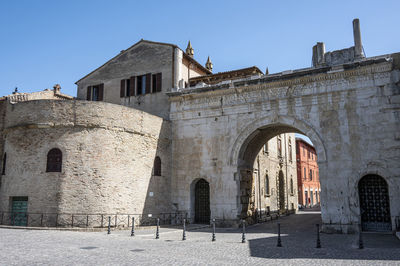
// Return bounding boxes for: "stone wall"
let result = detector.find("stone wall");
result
[0,100,171,218]
[168,54,400,232]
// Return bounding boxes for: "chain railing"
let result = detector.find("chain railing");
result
[0,211,188,228]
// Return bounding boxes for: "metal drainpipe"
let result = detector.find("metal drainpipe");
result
[257,156,262,214]
[284,134,289,211]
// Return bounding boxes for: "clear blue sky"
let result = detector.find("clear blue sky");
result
[0,0,399,97]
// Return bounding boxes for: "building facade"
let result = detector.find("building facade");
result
[253,134,298,214]
[0,19,399,232]
[296,138,320,208]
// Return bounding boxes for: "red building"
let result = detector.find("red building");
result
[296,138,320,207]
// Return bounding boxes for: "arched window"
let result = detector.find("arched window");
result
[265,174,270,195]
[154,156,161,176]
[1,153,6,175]
[46,148,62,172]
[290,178,294,195]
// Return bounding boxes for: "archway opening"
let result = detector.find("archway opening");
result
[234,123,323,223]
[358,174,391,232]
[192,179,210,224]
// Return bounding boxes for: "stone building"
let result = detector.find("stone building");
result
[296,138,320,208]
[0,19,399,232]
[252,133,298,214]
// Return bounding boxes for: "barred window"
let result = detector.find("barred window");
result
[46,148,62,172]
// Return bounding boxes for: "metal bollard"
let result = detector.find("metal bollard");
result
[212,219,216,242]
[107,216,111,234]
[358,225,364,249]
[131,217,135,237]
[277,223,282,247]
[242,220,246,243]
[316,224,321,248]
[182,219,186,241]
[155,218,160,239]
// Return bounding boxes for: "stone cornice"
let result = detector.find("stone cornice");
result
[169,60,392,103]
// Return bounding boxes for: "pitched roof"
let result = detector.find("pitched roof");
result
[75,39,211,84]
[189,66,263,85]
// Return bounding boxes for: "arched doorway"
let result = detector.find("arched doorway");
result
[278,171,285,211]
[194,179,210,224]
[358,174,391,232]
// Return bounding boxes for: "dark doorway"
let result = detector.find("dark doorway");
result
[278,171,285,211]
[359,175,391,232]
[195,179,210,224]
[11,197,28,226]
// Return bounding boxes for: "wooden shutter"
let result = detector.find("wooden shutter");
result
[130,76,136,96]
[120,79,125,97]
[98,84,104,101]
[87,86,92,100]
[156,73,162,92]
[145,73,151,94]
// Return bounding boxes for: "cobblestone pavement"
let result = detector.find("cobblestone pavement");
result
[1,211,399,265]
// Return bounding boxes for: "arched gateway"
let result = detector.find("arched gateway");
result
[359,175,391,232]
[169,52,400,233]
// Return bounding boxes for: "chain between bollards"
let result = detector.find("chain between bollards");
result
[242,219,246,243]
[316,224,321,248]
[182,219,186,241]
[277,223,282,247]
[130,217,135,237]
[212,219,216,242]
[107,216,111,235]
[155,218,160,239]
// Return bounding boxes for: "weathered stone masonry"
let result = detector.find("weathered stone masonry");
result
[0,100,171,218]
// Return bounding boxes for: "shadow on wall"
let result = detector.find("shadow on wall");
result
[141,120,177,224]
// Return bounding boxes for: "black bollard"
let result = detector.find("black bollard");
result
[182,219,186,241]
[277,223,282,247]
[107,216,111,234]
[155,218,160,239]
[212,219,216,242]
[131,217,135,237]
[316,224,321,248]
[242,220,246,243]
[358,226,364,249]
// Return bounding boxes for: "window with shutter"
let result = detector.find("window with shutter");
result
[145,73,151,94]
[156,73,162,92]
[137,76,143,95]
[87,86,92,100]
[130,76,136,96]
[120,79,125,97]
[46,148,62,172]
[98,84,104,101]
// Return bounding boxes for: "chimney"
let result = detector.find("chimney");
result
[312,42,325,67]
[353,18,364,58]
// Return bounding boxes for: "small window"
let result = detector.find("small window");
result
[288,138,292,162]
[265,175,270,196]
[152,73,162,93]
[308,150,310,159]
[309,169,313,180]
[1,153,6,175]
[290,178,294,194]
[86,84,104,101]
[277,137,282,157]
[263,142,268,154]
[46,148,62,172]
[154,156,161,176]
